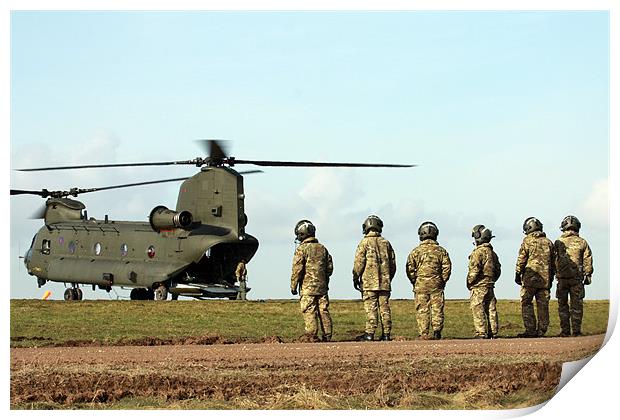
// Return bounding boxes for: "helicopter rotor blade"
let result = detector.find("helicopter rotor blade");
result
[11,177,190,200]
[230,159,415,168]
[29,204,47,219]
[15,160,198,172]
[74,177,190,195]
[195,139,230,160]
[10,189,48,197]
[237,169,263,175]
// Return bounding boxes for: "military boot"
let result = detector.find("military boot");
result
[356,333,374,341]
[379,334,392,341]
[321,334,332,342]
[572,330,582,337]
[517,331,538,338]
[559,330,571,337]
[432,330,442,340]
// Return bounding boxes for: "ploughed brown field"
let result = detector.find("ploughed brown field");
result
[11,334,604,409]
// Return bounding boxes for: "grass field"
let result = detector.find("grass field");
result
[10,298,609,347]
[10,298,609,410]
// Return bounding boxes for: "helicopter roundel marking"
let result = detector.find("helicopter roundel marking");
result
[147,245,156,258]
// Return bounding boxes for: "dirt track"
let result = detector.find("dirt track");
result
[10,334,605,409]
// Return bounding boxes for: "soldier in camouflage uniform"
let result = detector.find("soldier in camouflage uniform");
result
[406,221,452,340]
[352,215,396,341]
[554,215,593,337]
[515,217,555,338]
[290,220,334,342]
[235,259,248,300]
[467,225,501,339]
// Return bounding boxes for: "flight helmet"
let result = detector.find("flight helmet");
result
[362,215,383,234]
[294,220,316,241]
[418,221,439,241]
[472,224,494,245]
[522,217,543,234]
[560,215,581,232]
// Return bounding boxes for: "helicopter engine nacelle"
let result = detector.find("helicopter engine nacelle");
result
[149,205,193,232]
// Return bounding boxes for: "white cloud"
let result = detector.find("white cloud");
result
[580,178,609,230]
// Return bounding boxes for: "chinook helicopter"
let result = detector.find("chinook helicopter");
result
[11,140,413,301]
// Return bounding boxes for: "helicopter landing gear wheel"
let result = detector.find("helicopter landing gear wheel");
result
[75,288,83,301]
[64,288,79,301]
[154,285,169,301]
[130,288,151,300]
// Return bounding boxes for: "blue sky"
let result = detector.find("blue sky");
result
[9,11,610,301]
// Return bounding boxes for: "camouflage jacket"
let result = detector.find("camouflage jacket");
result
[352,231,396,291]
[291,237,333,296]
[406,239,452,293]
[467,243,501,290]
[235,261,247,280]
[515,231,555,289]
[554,231,593,281]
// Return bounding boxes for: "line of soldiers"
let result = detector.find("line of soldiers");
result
[289,214,593,342]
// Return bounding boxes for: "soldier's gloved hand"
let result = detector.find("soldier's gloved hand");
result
[584,275,592,285]
[291,288,298,295]
[514,272,522,286]
[353,279,361,292]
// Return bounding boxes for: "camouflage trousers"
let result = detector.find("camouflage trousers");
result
[362,290,392,335]
[237,280,247,300]
[556,278,585,335]
[469,287,498,337]
[300,294,332,338]
[520,286,550,335]
[414,290,445,336]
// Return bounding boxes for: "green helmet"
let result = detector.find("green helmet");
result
[294,219,316,241]
[472,224,494,245]
[362,215,383,234]
[418,221,439,241]
[522,217,543,234]
[561,215,581,232]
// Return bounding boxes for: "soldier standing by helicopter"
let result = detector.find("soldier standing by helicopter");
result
[515,217,555,338]
[235,259,248,300]
[554,215,593,337]
[290,220,334,342]
[467,225,501,339]
[406,221,452,340]
[352,215,396,341]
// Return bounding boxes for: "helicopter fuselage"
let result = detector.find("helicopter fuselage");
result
[22,166,259,300]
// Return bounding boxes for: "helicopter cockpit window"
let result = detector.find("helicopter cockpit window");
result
[120,244,128,257]
[68,241,76,254]
[41,239,51,255]
[94,242,102,256]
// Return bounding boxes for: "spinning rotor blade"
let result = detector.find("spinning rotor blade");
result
[230,159,415,168]
[195,139,230,160]
[30,205,47,219]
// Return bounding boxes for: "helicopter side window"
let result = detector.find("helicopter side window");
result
[94,243,102,256]
[41,239,51,255]
[68,241,77,254]
[120,244,128,257]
